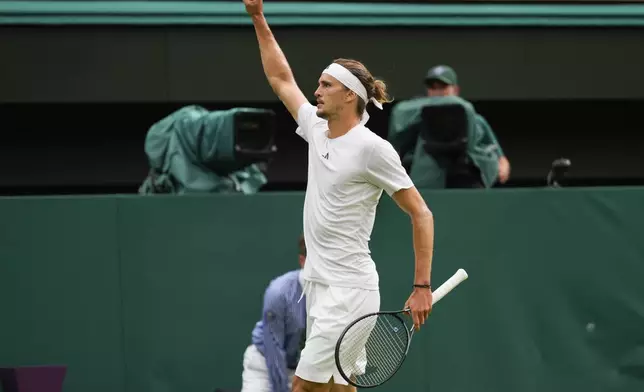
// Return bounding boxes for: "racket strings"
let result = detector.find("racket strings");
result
[337,313,409,387]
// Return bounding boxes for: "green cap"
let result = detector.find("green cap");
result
[424,65,458,86]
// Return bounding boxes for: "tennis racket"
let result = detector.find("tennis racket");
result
[334,268,469,388]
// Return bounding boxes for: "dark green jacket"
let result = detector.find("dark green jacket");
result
[388,96,503,189]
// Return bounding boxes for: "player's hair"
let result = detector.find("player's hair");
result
[333,58,393,116]
[298,234,307,257]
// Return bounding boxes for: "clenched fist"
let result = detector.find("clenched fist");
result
[243,0,263,15]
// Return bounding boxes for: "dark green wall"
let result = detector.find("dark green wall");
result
[2,26,644,103]
[0,198,124,392]
[1,188,644,392]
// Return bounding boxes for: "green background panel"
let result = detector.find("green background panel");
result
[1,189,643,392]
[116,194,305,392]
[0,197,124,392]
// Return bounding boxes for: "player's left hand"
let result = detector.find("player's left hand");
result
[404,288,433,331]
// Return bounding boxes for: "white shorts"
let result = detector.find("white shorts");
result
[241,344,295,392]
[295,280,380,385]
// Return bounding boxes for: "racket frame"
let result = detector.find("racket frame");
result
[333,268,469,388]
[334,309,413,388]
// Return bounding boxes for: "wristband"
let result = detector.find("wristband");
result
[413,284,431,289]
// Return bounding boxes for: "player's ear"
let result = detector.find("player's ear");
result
[344,89,357,104]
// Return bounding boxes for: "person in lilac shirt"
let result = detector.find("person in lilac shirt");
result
[241,235,307,392]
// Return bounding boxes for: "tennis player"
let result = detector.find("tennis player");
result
[241,235,308,392]
[243,1,435,391]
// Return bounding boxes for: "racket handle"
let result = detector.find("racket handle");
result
[432,268,468,305]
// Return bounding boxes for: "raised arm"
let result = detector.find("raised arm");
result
[244,0,308,120]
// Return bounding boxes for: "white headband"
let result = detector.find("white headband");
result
[322,63,383,125]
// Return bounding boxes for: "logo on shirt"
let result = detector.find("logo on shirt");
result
[322,152,329,160]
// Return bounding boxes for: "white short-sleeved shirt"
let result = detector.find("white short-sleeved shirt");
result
[296,103,414,291]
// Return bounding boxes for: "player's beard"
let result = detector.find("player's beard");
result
[316,106,329,119]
